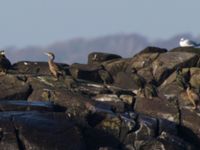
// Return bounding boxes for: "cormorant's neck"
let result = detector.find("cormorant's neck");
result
[48,56,55,62]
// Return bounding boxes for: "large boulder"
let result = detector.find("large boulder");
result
[134,97,179,123]
[138,46,167,54]
[102,58,130,79]
[170,47,200,55]
[0,75,32,100]
[69,63,102,82]
[152,52,198,85]
[0,100,64,112]
[0,111,85,150]
[88,52,122,65]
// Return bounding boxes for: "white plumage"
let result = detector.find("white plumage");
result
[179,38,199,47]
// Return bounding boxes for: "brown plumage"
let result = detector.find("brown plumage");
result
[186,84,199,110]
[44,52,62,80]
[0,50,11,74]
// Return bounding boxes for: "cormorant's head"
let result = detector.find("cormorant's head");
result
[186,83,192,90]
[44,52,55,60]
[92,54,98,61]
[131,67,137,74]
[0,50,5,56]
[176,67,182,74]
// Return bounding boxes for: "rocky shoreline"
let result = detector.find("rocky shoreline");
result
[0,47,200,149]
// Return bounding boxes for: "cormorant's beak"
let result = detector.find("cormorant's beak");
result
[44,52,49,56]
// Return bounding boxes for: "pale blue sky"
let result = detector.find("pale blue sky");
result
[0,0,199,47]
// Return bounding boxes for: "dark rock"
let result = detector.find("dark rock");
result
[138,67,155,84]
[180,108,200,146]
[127,53,160,71]
[6,111,85,150]
[134,97,179,123]
[114,72,139,90]
[139,132,193,150]
[98,68,113,84]
[102,58,130,79]
[92,94,125,113]
[135,115,158,141]
[0,100,65,112]
[0,75,32,100]
[170,47,200,55]
[69,63,102,82]
[88,52,122,65]
[29,88,97,118]
[158,118,178,135]
[12,61,70,76]
[138,47,167,54]
[74,82,110,96]
[188,67,200,88]
[152,52,198,85]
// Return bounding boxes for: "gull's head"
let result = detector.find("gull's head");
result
[44,52,55,60]
[180,38,185,41]
[0,50,5,56]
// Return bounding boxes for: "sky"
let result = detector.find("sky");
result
[0,0,199,48]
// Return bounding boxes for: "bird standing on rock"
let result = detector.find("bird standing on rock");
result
[0,50,11,75]
[179,38,200,47]
[98,65,113,86]
[44,52,63,80]
[131,67,146,97]
[186,84,199,110]
[175,67,190,90]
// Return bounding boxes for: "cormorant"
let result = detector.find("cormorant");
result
[98,65,113,86]
[0,50,11,74]
[131,67,146,96]
[186,83,199,110]
[175,67,190,90]
[44,52,63,80]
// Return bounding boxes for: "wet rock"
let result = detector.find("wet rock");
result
[92,94,125,112]
[0,75,32,100]
[136,115,158,140]
[12,61,69,75]
[91,112,135,143]
[29,88,94,117]
[134,97,179,123]
[69,63,102,82]
[74,82,110,96]
[158,118,178,135]
[124,114,157,149]
[0,100,65,112]
[88,52,122,65]
[2,111,85,150]
[27,75,77,101]
[0,116,19,149]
